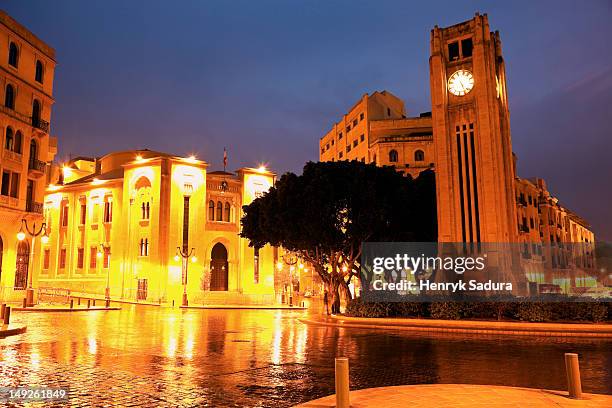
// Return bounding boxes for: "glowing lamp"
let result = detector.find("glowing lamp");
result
[174,254,180,262]
[190,256,197,263]
[257,165,267,173]
[97,250,103,258]
[17,230,26,241]
[342,265,348,273]
[299,263,304,269]
[41,234,50,245]
[276,262,283,271]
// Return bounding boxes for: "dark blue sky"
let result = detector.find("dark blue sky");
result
[4,0,612,239]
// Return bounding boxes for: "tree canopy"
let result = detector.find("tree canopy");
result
[241,160,437,309]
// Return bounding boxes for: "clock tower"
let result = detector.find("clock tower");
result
[430,13,518,244]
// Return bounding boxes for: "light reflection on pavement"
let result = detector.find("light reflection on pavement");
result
[1,304,610,407]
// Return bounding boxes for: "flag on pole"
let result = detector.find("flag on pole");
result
[223,147,228,171]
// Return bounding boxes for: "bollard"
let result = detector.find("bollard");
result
[3,306,10,325]
[87,299,91,308]
[1,303,6,319]
[70,299,74,309]
[77,297,81,305]
[105,299,110,308]
[92,299,96,306]
[565,353,582,399]
[335,357,350,408]
[22,298,27,308]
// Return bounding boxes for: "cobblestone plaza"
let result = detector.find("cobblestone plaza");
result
[1,306,610,406]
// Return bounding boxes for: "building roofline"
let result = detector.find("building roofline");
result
[0,10,56,60]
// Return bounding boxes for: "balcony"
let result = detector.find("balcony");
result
[32,117,50,133]
[26,201,43,214]
[28,158,46,177]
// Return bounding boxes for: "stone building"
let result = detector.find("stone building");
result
[319,13,599,295]
[0,11,57,303]
[40,150,278,305]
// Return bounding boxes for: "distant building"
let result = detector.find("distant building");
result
[319,13,600,295]
[0,10,57,302]
[41,150,278,305]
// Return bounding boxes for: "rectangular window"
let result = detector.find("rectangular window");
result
[347,145,351,153]
[1,171,9,196]
[360,113,364,121]
[338,132,343,139]
[77,248,84,269]
[43,249,50,269]
[10,172,19,198]
[461,38,473,58]
[339,151,343,159]
[104,199,112,223]
[352,140,357,148]
[92,203,99,224]
[387,108,391,116]
[448,41,460,60]
[360,134,365,142]
[346,125,350,133]
[90,247,97,268]
[352,119,358,127]
[59,248,67,269]
[80,203,87,225]
[61,204,69,227]
[103,247,110,268]
[254,248,259,284]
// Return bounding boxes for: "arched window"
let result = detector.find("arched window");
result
[32,99,41,126]
[4,84,15,109]
[414,150,425,162]
[224,202,230,222]
[4,127,13,151]
[389,149,398,163]
[216,201,222,221]
[14,131,22,154]
[35,60,44,83]
[208,200,215,221]
[8,42,18,67]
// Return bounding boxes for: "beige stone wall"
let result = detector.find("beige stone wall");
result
[0,11,56,301]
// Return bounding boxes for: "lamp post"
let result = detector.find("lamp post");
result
[281,251,298,306]
[17,219,49,307]
[175,246,196,306]
[97,243,111,302]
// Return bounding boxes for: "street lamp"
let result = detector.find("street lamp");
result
[281,251,298,306]
[17,219,49,307]
[97,243,111,303]
[176,246,196,306]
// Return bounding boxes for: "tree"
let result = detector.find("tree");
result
[241,160,437,312]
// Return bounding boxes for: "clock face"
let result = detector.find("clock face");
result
[448,70,474,96]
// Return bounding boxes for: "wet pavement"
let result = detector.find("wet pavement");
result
[0,304,610,407]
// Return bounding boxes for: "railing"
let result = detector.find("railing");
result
[31,117,50,133]
[26,201,43,214]
[28,158,46,173]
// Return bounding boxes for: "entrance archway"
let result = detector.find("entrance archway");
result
[15,240,29,289]
[209,242,228,291]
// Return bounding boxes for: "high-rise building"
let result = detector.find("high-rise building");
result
[0,11,57,302]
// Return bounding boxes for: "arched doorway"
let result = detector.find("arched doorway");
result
[30,139,37,162]
[32,100,41,127]
[15,240,29,289]
[210,243,228,291]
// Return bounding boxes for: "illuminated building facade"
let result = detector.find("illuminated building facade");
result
[40,150,277,305]
[0,11,57,302]
[319,14,599,294]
